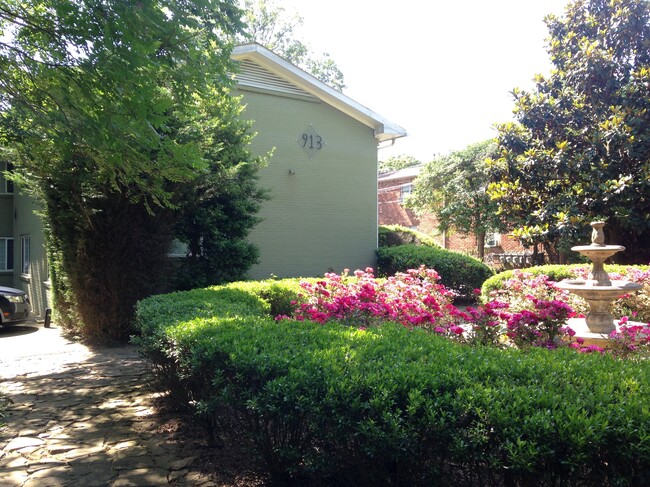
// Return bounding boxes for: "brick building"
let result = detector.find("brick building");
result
[378,166,528,263]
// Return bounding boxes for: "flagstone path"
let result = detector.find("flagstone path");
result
[0,322,216,486]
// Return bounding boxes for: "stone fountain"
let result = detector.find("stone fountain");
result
[557,221,641,336]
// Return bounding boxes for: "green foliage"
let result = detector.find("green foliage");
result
[377,244,493,300]
[481,265,580,298]
[239,0,346,91]
[0,0,263,342]
[488,0,650,263]
[135,282,650,485]
[409,140,502,259]
[481,264,650,323]
[378,224,440,248]
[172,96,269,290]
[378,154,422,174]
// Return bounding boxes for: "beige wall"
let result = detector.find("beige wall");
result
[239,89,379,279]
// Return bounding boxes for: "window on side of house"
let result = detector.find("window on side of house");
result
[485,232,500,248]
[399,184,412,205]
[0,162,14,194]
[21,235,30,276]
[0,237,13,271]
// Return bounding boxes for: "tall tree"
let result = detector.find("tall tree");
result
[378,155,422,174]
[239,0,346,91]
[409,140,502,259]
[488,0,650,263]
[0,0,264,342]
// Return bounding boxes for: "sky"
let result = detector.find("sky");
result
[277,0,571,162]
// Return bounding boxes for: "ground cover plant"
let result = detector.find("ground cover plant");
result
[134,268,650,485]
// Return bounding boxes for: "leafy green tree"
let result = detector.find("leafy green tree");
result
[0,0,263,342]
[172,98,268,290]
[239,0,346,91]
[488,0,650,263]
[378,155,422,174]
[409,140,502,259]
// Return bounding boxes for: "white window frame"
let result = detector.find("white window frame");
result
[399,184,413,204]
[485,232,501,248]
[0,237,13,271]
[21,235,30,276]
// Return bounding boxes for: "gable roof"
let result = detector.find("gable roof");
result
[231,43,407,144]
[378,165,423,182]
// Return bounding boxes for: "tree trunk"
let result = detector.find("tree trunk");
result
[476,229,486,260]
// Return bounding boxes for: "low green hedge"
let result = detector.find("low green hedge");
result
[378,224,441,248]
[134,282,650,486]
[481,264,650,299]
[377,244,493,301]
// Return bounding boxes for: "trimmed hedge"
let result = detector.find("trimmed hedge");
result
[377,244,493,301]
[481,264,650,299]
[134,281,650,486]
[378,224,440,248]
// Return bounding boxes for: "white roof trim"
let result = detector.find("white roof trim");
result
[231,43,407,143]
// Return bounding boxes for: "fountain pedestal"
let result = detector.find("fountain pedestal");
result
[556,221,641,340]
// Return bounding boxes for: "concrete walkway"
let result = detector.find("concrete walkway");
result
[0,322,214,486]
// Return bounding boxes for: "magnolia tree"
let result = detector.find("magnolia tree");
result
[488,0,650,263]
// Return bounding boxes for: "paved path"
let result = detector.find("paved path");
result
[0,322,214,486]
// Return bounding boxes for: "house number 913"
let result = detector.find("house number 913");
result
[301,133,323,150]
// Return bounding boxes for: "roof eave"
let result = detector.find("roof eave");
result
[232,43,407,143]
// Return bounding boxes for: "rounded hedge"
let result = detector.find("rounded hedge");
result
[378,224,440,248]
[134,281,650,486]
[481,263,650,299]
[377,244,493,301]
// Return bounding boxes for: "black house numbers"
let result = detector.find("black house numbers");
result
[301,133,323,151]
[298,125,324,158]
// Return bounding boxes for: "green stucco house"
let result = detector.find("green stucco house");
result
[0,43,405,317]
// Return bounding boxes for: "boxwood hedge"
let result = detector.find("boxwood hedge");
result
[134,280,650,486]
[377,244,493,301]
[481,264,650,299]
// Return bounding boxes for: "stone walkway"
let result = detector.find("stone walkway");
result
[0,322,214,486]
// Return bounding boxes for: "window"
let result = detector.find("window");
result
[21,235,30,275]
[0,161,14,194]
[0,238,13,271]
[399,184,413,204]
[485,232,500,248]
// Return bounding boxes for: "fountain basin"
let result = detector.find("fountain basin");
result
[557,279,642,333]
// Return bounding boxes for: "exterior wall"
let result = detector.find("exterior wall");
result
[13,191,50,317]
[378,176,420,229]
[239,88,378,278]
[378,171,527,260]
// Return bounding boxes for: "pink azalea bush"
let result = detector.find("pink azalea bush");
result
[490,267,650,322]
[278,266,650,357]
[282,266,457,331]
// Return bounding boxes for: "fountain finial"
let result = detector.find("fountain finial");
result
[591,221,606,246]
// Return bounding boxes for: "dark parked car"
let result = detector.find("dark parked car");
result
[0,286,31,326]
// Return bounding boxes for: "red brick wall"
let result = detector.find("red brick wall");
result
[378,173,528,259]
[378,176,420,228]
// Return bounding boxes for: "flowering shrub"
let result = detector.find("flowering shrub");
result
[282,266,457,331]
[280,266,650,358]
[488,266,650,322]
[607,320,650,358]
[505,297,575,349]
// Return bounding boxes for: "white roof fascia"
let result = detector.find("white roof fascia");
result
[231,43,407,143]
[378,165,423,182]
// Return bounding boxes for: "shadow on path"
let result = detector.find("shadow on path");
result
[0,326,210,486]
